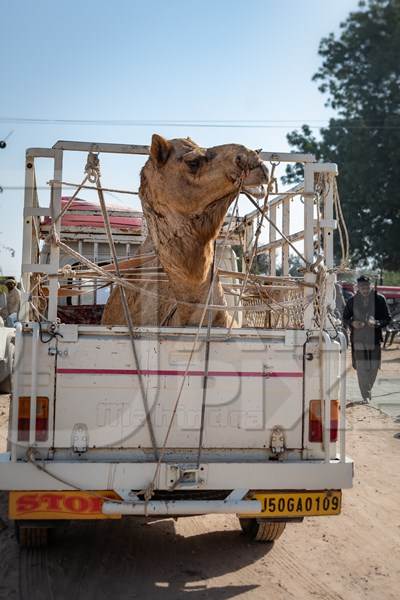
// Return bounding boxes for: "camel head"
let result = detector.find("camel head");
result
[140,134,269,216]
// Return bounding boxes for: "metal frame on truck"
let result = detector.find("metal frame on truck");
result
[0,140,353,545]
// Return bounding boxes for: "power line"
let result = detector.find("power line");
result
[0,117,399,130]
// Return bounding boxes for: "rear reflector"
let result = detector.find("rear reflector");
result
[309,399,339,443]
[18,396,49,442]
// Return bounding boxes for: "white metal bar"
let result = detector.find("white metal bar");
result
[10,324,23,461]
[268,183,304,208]
[29,324,39,446]
[77,240,83,306]
[48,149,63,321]
[102,499,263,516]
[51,141,317,163]
[20,156,36,321]
[25,148,56,158]
[323,174,335,269]
[257,230,303,253]
[269,204,277,276]
[226,488,249,501]
[53,141,150,154]
[23,207,52,217]
[39,232,144,243]
[260,151,316,163]
[243,183,303,221]
[322,332,332,463]
[338,332,347,463]
[303,164,315,264]
[306,163,338,175]
[65,324,289,338]
[93,242,99,305]
[303,164,316,330]
[243,221,254,273]
[282,198,290,276]
[0,458,354,489]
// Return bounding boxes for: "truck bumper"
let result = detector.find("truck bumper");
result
[0,452,353,491]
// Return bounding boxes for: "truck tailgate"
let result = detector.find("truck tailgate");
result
[54,329,304,450]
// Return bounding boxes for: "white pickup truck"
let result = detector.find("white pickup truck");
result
[0,140,352,547]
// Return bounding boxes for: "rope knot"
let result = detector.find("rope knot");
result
[85,152,100,183]
[142,482,155,502]
[61,263,73,277]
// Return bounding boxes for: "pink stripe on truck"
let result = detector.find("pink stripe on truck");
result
[57,368,303,378]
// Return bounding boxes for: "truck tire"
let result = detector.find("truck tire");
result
[239,518,286,542]
[16,524,49,547]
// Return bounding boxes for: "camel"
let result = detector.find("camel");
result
[101,134,268,327]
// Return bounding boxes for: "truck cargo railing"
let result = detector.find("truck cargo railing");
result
[15,140,350,468]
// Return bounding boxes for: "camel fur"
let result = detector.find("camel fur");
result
[102,135,268,327]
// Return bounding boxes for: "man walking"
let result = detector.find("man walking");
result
[4,279,21,326]
[0,287,7,324]
[343,275,391,403]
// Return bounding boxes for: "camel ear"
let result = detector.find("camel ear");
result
[150,134,172,167]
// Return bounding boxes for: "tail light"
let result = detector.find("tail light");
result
[18,396,49,442]
[309,399,339,443]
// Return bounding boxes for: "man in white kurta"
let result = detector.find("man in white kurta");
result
[5,279,21,325]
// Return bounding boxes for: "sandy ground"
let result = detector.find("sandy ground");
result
[0,349,399,599]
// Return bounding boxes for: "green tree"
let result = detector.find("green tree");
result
[284,0,400,270]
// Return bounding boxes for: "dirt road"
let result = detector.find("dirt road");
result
[0,379,399,598]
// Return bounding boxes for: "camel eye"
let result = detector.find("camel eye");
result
[185,157,202,173]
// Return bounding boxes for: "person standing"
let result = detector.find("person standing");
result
[0,288,7,323]
[4,279,21,326]
[343,275,391,403]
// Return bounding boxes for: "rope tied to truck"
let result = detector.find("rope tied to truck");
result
[40,151,315,326]
[138,172,250,504]
[225,162,279,335]
[42,156,349,328]
[86,152,160,461]
[42,153,334,342]
[43,159,346,340]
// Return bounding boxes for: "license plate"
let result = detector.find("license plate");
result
[247,490,341,518]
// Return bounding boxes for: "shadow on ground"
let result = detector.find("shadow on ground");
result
[0,508,274,600]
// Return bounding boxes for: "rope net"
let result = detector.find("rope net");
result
[28,151,348,332]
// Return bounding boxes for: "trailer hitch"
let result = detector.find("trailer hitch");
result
[166,464,208,490]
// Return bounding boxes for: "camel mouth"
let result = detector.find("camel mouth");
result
[242,183,268,199]
[242,162,269,199]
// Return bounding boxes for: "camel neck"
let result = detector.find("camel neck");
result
[142,198,229,289]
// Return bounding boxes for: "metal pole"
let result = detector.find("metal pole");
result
[303,164,316,330]
[282,198,290,275]
[338,332,347,462]
[322,331,332,463]
[303,164,315,264]
[10,323,23,461]
[20,155,36,321]
[48,150,63,321]
[269,204,277,275]
[102,499,263,516]
[29,323,39,447]
[323,174,335,269]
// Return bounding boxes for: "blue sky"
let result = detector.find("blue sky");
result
[0,0,360,275]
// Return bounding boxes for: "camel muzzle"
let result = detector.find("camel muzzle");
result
[242,160,269,199]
